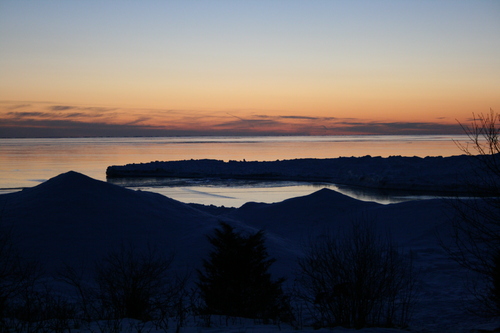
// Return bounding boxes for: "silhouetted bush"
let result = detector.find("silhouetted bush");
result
[94,244,176,321]
[449,109,500,317]
[5,285,76,333]
[197,222,290,323]
[297,223,417,329]
[0,226,41,319]
[59,243,188,330]
[491,250,500,311]
[0,224,76,333]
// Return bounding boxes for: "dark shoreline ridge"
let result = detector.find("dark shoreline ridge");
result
[106,154,497,193]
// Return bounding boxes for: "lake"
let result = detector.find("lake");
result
[0,135,469,206]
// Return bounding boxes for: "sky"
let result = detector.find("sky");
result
[0,0,499,137]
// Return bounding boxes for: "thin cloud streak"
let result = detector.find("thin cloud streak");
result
[49,105,76,111]
[322,121,463,135]
[7,112,48,118]
[7,111,102,119]
[124,117,152,125]
[7,104,31,110]
[278,115,321,120]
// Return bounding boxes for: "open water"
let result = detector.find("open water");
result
[0,135,469,206]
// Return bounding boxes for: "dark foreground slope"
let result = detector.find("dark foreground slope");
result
[0,171,455,276]
[0,171,222,273]
[0,171,494,331]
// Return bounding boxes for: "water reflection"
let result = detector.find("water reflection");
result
[107,177,444,207]
[330,184,447,205]
[1,135,467,190]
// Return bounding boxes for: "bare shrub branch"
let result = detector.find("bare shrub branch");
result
[448,109,500,317]
[58,242,189,330]
[297,222,418,329]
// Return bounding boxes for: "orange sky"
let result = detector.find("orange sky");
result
[1,1,499,137]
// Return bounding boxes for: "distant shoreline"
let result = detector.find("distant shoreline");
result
[106,155,488,194]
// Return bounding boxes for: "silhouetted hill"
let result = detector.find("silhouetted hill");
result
[227,188,378,240]
[0,171,219,273]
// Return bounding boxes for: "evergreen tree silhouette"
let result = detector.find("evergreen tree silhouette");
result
[197,222,287,321]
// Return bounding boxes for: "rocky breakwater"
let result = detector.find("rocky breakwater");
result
[106,154,494,193]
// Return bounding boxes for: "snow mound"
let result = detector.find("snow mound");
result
[0,171,220,273]
[231,188,380,241]
[224,187,451,247]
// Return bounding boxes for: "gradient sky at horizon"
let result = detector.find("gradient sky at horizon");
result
[1,0,499,137]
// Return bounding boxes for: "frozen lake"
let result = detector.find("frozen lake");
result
[1,135,468,205]
[108,177,449,207]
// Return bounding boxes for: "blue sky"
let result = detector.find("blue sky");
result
[1,0,499,137]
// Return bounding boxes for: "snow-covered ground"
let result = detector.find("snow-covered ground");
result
[1,160,499,332]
